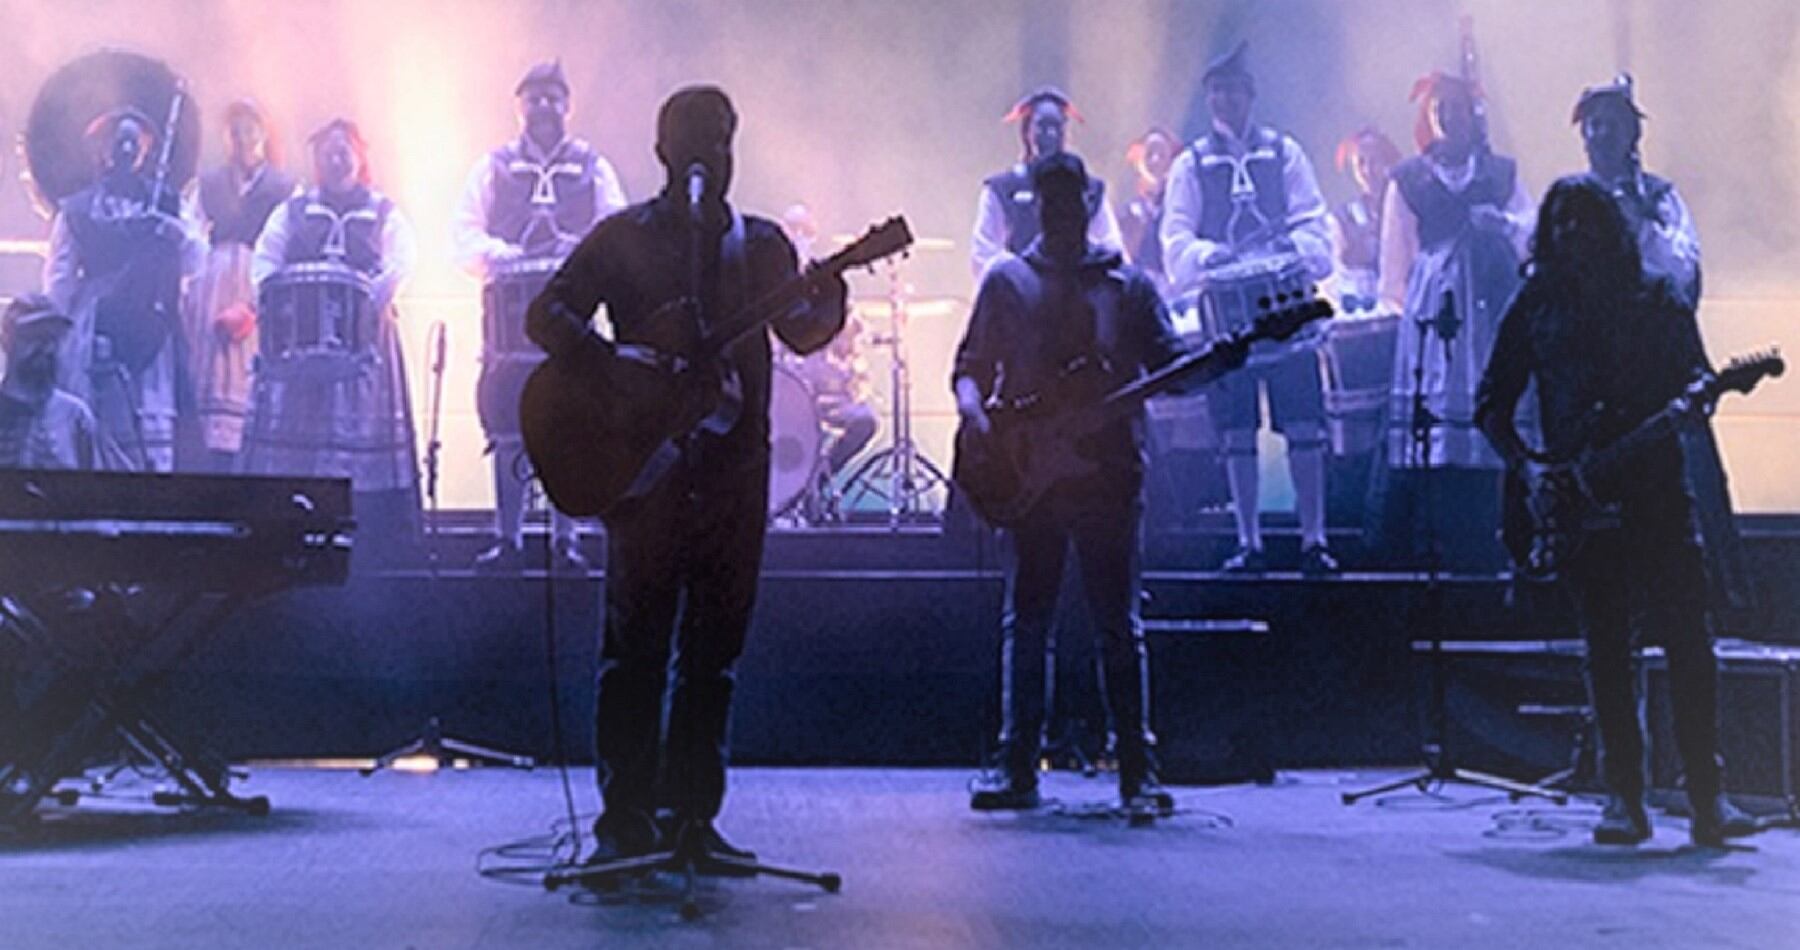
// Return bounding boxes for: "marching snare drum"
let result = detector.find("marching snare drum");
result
[768,363,826,517]
[1179,253,1322,367]
[258,262,375,366]
[483,256,561,357]
[1320,311,1399,456]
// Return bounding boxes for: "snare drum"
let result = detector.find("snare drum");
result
[1179,253,1321,367]
[483,256,561,357]
[768,363,825,517]
[1320,312,1399,456]
[258,262,375,365]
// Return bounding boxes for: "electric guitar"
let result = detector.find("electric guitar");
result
[519,216,912,521]
[1502,348,1784,579]
[952,294,1333,528]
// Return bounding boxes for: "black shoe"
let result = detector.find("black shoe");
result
[550,538,589,575]
[1592,796,1652,846]
[666,817,758,877]
[1690,795,1760,848]
[1299,544,1340,576]
[472,540,523,573]
[581,809,663,889]
[969,772,1041,811]
[1220,546,1268,573]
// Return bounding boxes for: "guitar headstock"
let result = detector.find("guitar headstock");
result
[1241,292,1335,347]
[827,216,914,271]
[1714,347,1785,398]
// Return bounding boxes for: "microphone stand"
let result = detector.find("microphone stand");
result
[1342,286,1564,805]
[423,321,448,576]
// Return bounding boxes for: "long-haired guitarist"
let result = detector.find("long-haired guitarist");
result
[1474,176,1755,848]
[524,86,847,867]
[953,151,1186,821]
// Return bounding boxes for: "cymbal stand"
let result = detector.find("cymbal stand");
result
[839,262,950,526]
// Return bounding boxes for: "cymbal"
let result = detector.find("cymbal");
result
[832,233,956,253]
[850,296,964,320]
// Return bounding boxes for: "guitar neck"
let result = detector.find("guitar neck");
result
[703,258,849,356]
[1580,382,1712,485]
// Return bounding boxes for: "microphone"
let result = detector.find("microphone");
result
[1424,288,1462,342]
[685,162,709,223]
[429,321,447,374]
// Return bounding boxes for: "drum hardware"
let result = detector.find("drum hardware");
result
[839,261,951,526]
[1178,253,1324,368]
[1321,312,1399,457]
[257,261,379,380]
[767,361,827,522]
[482,256,559,358]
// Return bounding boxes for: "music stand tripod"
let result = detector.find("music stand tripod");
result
[544,820,842,921]
[1341,293,1564,806]
[840,263,951,526]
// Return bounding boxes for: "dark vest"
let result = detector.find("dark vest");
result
[61,173,183,371]
[983,163,1107,255]
[1186,126,1289,244]
[281,188,393,274]
[1393,150,1518,251]
[199,164,295,247]
[485,137,602,257]
[1332,195,1382,271]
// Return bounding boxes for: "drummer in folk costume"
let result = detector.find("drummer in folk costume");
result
[186,99,296,472]
[1120,126,1179,299]
[1160,42,1338,573]
[43,106,204,473]
[970,86,1123,280]
[247,118,421,559]
[452,61,628,572]
[1373,72,1534,570]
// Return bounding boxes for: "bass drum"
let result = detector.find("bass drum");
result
[768,363,824,517]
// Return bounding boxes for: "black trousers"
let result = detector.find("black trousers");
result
[1564,489,1721,805]
[994,480,1152,786]
[595,460,768,821]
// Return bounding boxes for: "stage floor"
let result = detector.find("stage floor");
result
[1,767,1794,949]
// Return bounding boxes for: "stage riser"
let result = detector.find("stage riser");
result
[137,571,1594,769]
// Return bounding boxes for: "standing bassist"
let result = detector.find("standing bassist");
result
[953,152,1185,821]
[524,86,847,865]
[1475,176,1757,848]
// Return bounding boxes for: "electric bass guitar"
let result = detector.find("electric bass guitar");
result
[519,216,912,520]
[1501,348,1784,579]
[952,293,1333,528]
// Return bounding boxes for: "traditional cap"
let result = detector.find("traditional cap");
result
[2,294,72,341]
[1572,73,1647,124]
[1202,40,1253,85]
[516,60,570,97]
[1003,85,1083,124]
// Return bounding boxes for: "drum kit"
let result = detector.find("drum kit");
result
[768,239,958,526]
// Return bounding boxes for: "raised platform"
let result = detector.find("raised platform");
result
[3,767,1796,949]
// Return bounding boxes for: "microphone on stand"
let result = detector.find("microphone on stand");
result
[1423,288,1462,342]
[685,162,709,225]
